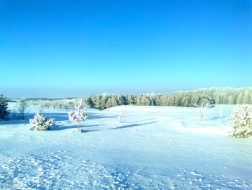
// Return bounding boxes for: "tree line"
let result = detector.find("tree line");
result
[86,87,252,110]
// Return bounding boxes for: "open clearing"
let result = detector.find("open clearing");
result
[0,105,251,189]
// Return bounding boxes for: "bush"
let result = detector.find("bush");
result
[30,113,55,131]
[230,104,252,138]
[0,94,9,120]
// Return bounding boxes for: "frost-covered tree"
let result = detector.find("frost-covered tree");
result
[16,98,29,119]
[236,93,244,104]
[219,104,224,121]
[43,101,51,109]
[68,100,87,132]
[230,104,252,138]
[228,95,235,104]
[118,110,124,123]
[30,113,55,131]
[0,94,9,120]
[243,90,250,104]
[63,102,70,109]
[37,101,45,113]
[58,101,64,109]
[52,101,58,109]
[194,102,210,121]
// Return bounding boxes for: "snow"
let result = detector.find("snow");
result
[1,104,252,189]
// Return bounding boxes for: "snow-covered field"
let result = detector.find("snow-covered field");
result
[0,104,252,189]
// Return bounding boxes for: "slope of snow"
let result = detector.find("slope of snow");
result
[0,105,251,189]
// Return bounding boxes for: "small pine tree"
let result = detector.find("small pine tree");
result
[68,100,87,132]
[30,113,55,131]
[0,94,9,120]
[230,104,252,138]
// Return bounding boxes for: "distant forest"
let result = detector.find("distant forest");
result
[86,87,252,110]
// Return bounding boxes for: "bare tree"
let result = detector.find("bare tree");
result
[43,101,51,109]
[52,101,58,109]
[194,102,210,121]
[219,104,224,121]
[63,102,70,109]
[118,110,124,123]
[58,102,64,109]
[16,98,29,119]
[38,101,45,113]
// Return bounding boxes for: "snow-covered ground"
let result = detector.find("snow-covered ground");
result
[0,104,252,189]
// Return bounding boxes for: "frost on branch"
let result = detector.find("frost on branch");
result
[194,102,210,121]
[68,99,87,132]
[30,113,55,131]
[230,104,252,138]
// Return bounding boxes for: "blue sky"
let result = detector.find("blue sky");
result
[0,0,251,98]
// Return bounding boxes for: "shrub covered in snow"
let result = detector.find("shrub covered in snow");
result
[0,94,9,120]
[30,113,55,131]
[68,99,87,132]
[230,104,252,138]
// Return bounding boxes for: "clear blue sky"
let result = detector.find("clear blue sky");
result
[0,0,251,98]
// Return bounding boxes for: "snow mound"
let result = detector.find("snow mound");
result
[0,151,139,189]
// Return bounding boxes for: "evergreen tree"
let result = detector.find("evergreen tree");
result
[85,87,252,110]
[86,97,94,108]
[116,95,125,106]
[250,93,252,104]
[68,100,87,132]
[135,95,142,105]
[228,95,235,104]
[0,94,9,120]
[141,96,151,106]
[243,90,250,104]
[126,95,136,105]
[100,94,109,109]
[231,104,252,138]
[213,92,220,104]
[105,96,118,108]
[181,96,189,107]
[237,92,244,104]
[30,113,55,131]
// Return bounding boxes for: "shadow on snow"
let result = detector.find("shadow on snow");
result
[112,121,157,130]
[52,124,100,131]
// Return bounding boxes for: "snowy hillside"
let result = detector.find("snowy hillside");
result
[0,105,251,189]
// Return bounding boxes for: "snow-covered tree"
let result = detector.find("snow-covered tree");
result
[58,101,64,109]
[118,110,124,123]
[43,101,51,109]
[30,113,55,131]
[219,104,224,121]
[52,101,58,109]
[194,102,210,121]
[230,104,252,138]
[236,92,244,104]
[63,102,70,109]
[0,94,9,120]
[68,100,87,132]
[16,98,29,119]
[37,101,45,113]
